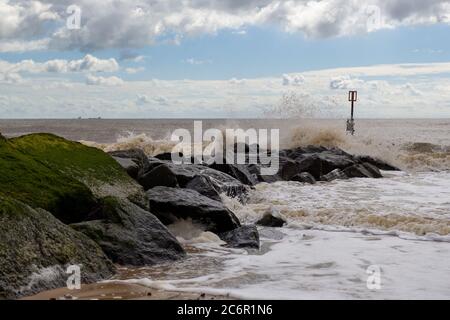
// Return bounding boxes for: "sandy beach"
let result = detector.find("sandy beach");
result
[23,282,226,300]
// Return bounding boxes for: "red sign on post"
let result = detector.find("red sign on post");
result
[349,91,357,102]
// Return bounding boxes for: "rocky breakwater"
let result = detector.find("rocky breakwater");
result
[110,144,399,250]
[0,134,184,299]
[0,132,399,299]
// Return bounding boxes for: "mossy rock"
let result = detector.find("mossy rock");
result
[0,133,146,223]
[71,197,186,266]
[0,196,114,299]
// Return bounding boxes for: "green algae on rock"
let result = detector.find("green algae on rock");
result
[0,196,114,299]
[0,133,147,223]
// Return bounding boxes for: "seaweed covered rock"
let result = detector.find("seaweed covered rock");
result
[0,134,146,223]
[71,197,185,266]
[0,196,114,299]
[147,187,241,233]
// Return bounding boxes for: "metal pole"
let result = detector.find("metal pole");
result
[351,100,354,120]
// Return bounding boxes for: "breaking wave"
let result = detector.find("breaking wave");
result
[282,124,450,172]
[81,132,178,156]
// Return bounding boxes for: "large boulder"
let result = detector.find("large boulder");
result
[355,155,400,171]
[164,164,248,202]
[321,169,349,182]
[147,187,241,233]
[315,152,357,175]
[294,155,324,180]
[0,134,146,224]
[361,162,383,178]
[209,162,259,186]
[291,172,316,184]
[109,149,152,176]
[343,164,376,178]
[0,196,114,299]
[279,157,302,181]
[185,175,222,202]
[112,156,140,179]
[71,197,185,266]
[256,213,286,227]
[138,164,179,190]
[219,225,260,249]
[279,146,395,181]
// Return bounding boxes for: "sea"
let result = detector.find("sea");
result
[1,118,449,299]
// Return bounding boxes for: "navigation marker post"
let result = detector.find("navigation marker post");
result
[347,90,357,135]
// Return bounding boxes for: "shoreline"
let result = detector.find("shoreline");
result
[22,281,228,300]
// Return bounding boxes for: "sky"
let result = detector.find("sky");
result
[1,0,450,118]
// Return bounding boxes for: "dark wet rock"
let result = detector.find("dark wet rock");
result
[112,156,140,180]
[258,173,281,183]
[71,197,185,266]
[138,163,179,190]
[284,145,328,159]
[164,164,248,202]
[219,225,260,249]
[109,149,151,177]
[355,155,400,171]
[279,157,301,181]
[185,175,221,202]
[315,152,357,174]
[146,157,167,171]
[279,146,392,181]
[321,169,349,182]
[233,142,250,154]
[291,172,316,184]
[361,162,383,178]
[209,162,258,186]
[293,155,323,180]
[256,213,286,227]
[0,196,114,299]
[201,168,249,202]
[154,152,183,161]
[343,164,375,178]
[146,187,241,233]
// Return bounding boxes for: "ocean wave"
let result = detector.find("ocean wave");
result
[223,172,450,242]
[282,125,450,172]
[81,132,178,156]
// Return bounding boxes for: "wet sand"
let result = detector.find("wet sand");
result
[22,281,228,300]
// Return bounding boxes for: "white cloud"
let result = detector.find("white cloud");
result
[119,51,146,62]
[0,38,50,53]
[232,30,247,35]
[0,72,22,83]
[3,1,450,52]
[229,78,246,85]
[125,67,145,74]
[136,94,170,106]
[136,94,151,105]
[282,74,305,86]
[0,55,119,81]
[1,61,450,118]
[184,58,212,65]
[85,74,124,86]
[329,76,364,90]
